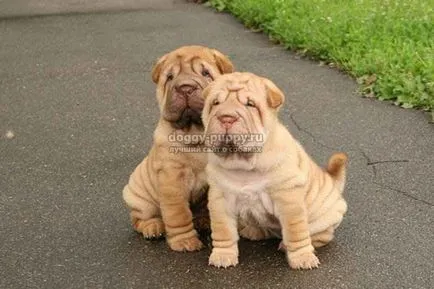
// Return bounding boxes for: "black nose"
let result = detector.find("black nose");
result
[176,84,197,97]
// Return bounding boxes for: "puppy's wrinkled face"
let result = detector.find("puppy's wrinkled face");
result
[152,46,234,130]
[202,72,284,159]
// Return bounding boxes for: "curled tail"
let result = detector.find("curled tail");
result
[326,153,348,189]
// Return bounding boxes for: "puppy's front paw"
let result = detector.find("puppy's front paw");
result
[209,249,238,268]
[239,225,269,241]
[169,235,203,252]
[288,252,320,270]
[134,218,165,239]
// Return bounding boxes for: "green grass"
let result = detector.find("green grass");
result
[207,0,434,112]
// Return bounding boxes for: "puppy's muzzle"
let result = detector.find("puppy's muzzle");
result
[165,79,205,129]
[172,80,204,112]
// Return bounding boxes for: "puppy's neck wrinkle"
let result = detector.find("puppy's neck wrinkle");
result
[172,121,204,133]
[157,118,204,135]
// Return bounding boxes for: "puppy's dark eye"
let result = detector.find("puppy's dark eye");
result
[167,73,174,81]
[212,99,220,106]
[246,99,255,107]
[202,69,211,78]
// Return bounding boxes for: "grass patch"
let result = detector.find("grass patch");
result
[207,0,434,112]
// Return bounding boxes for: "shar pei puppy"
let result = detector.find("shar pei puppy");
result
[201,72,348,268]
[123,46,234,251]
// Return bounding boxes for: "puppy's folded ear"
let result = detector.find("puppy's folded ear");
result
[151,54,169,83]
[212,49,235,74]
[263,78,285,109]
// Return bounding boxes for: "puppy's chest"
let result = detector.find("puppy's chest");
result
[220,176,276,225]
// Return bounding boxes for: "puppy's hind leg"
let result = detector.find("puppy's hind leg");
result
[309,198,346,248]
[311,226,334,248]
[123,185,165,239]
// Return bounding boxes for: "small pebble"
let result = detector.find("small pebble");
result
[5,130,15,139]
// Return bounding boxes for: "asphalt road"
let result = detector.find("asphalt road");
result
[1,1,433,288]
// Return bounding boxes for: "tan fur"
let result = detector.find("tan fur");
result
[202,72,348,268]
[122,46,234,252]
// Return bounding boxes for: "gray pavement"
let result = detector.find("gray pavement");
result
[0,1,433,288]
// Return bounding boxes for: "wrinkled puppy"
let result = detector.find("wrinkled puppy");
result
[202,72,347,268]
[123,46,234,252]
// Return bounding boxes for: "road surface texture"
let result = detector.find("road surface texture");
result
[1,1,433,288]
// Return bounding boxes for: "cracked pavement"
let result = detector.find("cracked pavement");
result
[1,0,433,288]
